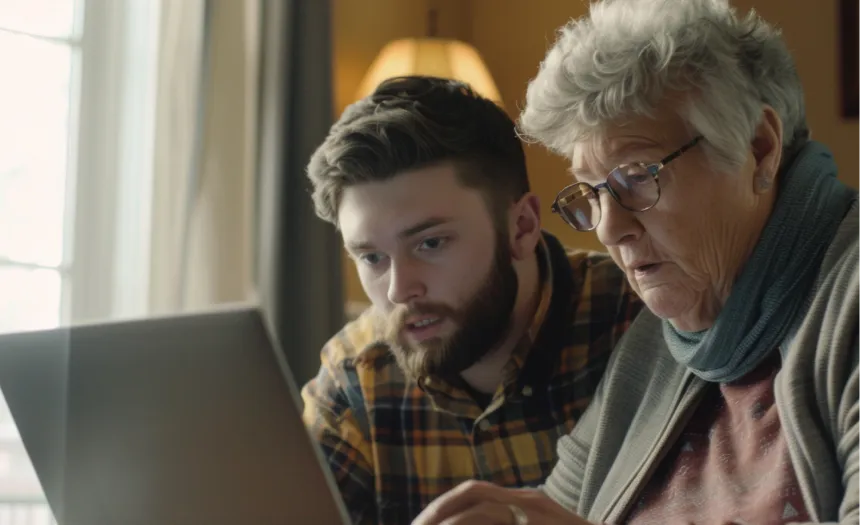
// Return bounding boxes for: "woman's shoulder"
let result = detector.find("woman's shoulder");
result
[783,200,860,376]
[806,199,858,349]
[820,199,858,279]
[587,310,690,420]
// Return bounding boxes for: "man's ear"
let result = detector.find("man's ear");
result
[508,193,542,260]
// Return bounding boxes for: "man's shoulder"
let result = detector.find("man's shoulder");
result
[535,242,644,389]
[320,307,397,371]
[562,248,625,282]
[558,248,639,312]
[317,308,417,400]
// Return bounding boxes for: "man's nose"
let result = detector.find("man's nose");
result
[387,258,426,305]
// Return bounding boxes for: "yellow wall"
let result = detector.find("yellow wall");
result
[333,0,859,305]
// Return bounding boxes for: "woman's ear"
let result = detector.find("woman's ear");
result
[509,193,542,260]
[751,106,783,194]
[753,174,774,193]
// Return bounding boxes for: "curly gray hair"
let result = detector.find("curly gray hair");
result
[518,0,809,171]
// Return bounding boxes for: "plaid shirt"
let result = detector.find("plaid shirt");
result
[301,232,642,524]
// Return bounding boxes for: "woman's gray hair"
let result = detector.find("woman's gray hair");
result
[518,0,809,171]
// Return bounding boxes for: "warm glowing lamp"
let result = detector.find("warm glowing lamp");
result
[354,11,502,104]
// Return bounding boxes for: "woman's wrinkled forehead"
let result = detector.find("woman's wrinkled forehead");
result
[568,114,690,181]
[569,135,662,183]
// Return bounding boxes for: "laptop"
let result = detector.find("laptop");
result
[0,304,351,525]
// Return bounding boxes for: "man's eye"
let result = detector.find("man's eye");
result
[359,253,384,266]
[418,237,447,251]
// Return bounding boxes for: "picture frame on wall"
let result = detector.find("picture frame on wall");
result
[841,0,858,118]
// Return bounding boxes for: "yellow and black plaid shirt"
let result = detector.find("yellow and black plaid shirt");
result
[301,232,642,524]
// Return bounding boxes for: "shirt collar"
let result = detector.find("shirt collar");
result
[498,234,553,388]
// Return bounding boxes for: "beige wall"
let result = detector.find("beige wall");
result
[333,0,472,304]
[470,1,602,254]
[333,0,858,305]
[729,0,858,188]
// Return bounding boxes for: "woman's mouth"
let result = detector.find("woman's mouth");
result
[633,263,663,277]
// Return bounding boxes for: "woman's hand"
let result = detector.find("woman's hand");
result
[412,480,593,525]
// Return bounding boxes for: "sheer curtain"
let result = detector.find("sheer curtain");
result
[147,0,343,385]
[147,0,260,314]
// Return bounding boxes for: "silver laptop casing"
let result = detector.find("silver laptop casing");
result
[0,305,351,525]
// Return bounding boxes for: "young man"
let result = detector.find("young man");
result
[301,76,641,524]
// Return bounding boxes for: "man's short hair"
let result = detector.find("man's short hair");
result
[307,76,529,228]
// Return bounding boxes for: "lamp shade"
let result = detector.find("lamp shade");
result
[355,38,503,104]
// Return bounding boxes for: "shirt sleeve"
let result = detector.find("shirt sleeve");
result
[301,344,377,525]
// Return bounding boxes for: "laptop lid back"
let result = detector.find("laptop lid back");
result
[0,306,350,525]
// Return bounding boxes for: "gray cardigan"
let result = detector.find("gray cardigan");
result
[543,201,858,524]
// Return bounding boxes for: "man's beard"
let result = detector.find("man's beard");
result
[384,234,519,382]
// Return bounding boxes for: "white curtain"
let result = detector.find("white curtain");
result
[148,0,261,315]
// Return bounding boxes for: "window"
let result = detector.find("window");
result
[0,1,79,336]
[0,1,160,522]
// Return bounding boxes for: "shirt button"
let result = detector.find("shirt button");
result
[478,419,491,432]
[521,385,533,397]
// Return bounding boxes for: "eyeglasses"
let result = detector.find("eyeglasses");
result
[551,136,703,232]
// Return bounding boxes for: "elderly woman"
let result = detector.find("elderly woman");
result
[412,0,858,524]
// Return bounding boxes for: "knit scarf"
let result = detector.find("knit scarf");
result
[663,141,857,383]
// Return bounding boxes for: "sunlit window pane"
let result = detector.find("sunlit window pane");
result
[0,267,61,334]
[0,32,71,267]
[0,0,77,39]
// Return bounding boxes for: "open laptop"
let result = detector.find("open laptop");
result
[0,304,351,525]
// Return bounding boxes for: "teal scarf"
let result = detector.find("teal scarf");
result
[663,141,857,383]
